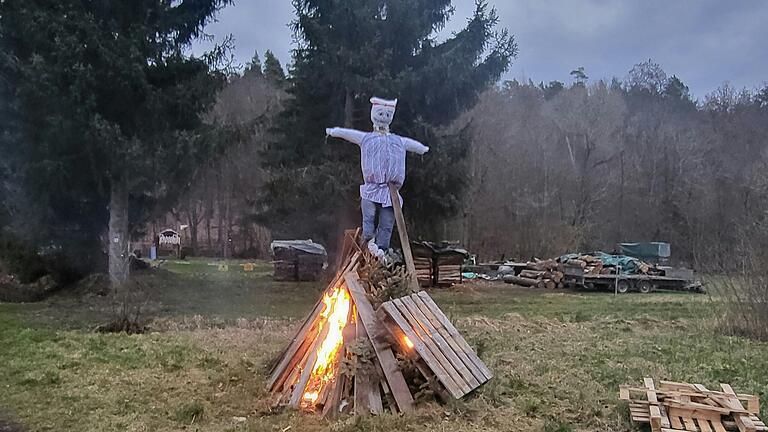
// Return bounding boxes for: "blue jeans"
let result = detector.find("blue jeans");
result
[361,199,395,250]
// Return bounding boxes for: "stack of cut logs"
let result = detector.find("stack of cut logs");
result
[411,242,468,288]
[435,251,464,287]
[504,259,565,289]
[411,243,435,287]
[563,253,651,275]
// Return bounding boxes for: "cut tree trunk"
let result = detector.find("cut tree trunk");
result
[503,275,538,287]
[108,180,130,289]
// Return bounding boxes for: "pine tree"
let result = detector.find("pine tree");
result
[262,50,286,84]
[245,51,263,76]
[260,0,517,244]
[0,1,231,286]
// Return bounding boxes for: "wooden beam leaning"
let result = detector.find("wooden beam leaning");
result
[387,183,420,292]
[289,318,332,408]
[345,272,414,412]
[354,313,383,416]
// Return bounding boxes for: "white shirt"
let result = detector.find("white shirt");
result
[327,128,429,207]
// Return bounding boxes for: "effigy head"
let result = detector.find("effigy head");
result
[370,97,397,130]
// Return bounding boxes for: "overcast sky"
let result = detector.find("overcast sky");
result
[193,0,767,99]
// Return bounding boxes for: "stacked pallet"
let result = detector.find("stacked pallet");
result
[503,259,564,289]
[410,241,468,288]
[435,250,465,287]
[620,378,766,432]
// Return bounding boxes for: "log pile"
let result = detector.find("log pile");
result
[557,252,655,276]
[621,378,766,432]
[435,250,464,287]
[267,231,491,417]
[503,259,565,289]
[411,242,435,287]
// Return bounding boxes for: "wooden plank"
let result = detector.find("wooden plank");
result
[354,313,383,416]
[267,300,325,391]
[388,183,420,292]
[699,419,713,432]
[713,421,728,432]
[681,416,697,431]
[382,300,465,398]
[745,396,761,414]
[620,386,630,400]
[345,273,414,412]
[645,377,659,404]
[416,291,493,380]
[411,294,487,384]
[669,411,683,430]
[289,319,331,408]
[721,383,757,432]
[398,296,481,390]
[650,405,662,432]
[268,252,360,391]
[660,404,672,428]
[322,304,357,418]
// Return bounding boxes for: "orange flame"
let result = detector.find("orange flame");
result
[302,286,351,405]
[403,335,414,349]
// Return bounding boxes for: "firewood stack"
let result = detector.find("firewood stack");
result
[558,252,655,276]
[411,242,435,288]
[503,259,565,289]
[410,241,468,288]
[266,230,492,417]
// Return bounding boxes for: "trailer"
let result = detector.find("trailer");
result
[563,265,703,293]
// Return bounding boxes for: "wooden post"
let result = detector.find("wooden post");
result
[388,183,421,292]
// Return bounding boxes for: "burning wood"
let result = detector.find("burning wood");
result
[267,230,492,417]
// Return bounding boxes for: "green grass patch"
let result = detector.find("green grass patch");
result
[1,265,767,431]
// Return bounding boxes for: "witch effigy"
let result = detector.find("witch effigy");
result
[326,97,429,260]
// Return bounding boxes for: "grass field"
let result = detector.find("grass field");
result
[1,259,767,431]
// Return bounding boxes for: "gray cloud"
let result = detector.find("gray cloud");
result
[193,0,768,98]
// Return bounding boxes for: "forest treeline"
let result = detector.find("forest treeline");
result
[456,64,768,268]
[170,58,768,270]
[2,0,767,291]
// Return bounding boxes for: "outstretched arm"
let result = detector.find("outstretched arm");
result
[402,137,430,155]
[326,127,366,146]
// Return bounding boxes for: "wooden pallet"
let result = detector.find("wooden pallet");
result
[620,378,766,432]
[379,291,492,398]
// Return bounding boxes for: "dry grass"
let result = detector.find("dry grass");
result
[1,266,768,431]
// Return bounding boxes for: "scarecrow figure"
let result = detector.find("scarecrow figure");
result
[326,97,429,259]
